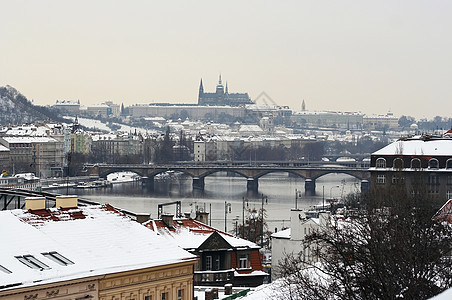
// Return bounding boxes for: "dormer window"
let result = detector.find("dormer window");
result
[446,159,452,169]
[393,158,404,169]
[429,158,439,169]
[411,158,421,169]
[376,158,386,168]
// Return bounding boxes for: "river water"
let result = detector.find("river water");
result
[72,172,360,234]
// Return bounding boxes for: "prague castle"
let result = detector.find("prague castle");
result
[198,75,253,106]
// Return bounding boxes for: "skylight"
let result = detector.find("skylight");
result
[42,251,74,266]
[0,265,12,274]
[15,255,50,270]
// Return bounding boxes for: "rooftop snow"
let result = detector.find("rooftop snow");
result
[146,219,259,250]
[372,138,452,156]
[0,205,196,291]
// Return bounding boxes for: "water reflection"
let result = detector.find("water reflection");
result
[73,172,360,234]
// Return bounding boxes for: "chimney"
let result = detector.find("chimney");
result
[25,197,46,210]
[195,211,209,225]
[161,214,174,228]
[55,195,78,208]
[290,208,305,241]
[136,213,150,224]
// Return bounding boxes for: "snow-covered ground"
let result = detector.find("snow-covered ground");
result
[107,171,141,183]
[75,117,157,135]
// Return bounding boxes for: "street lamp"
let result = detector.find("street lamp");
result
[261,194,268,247]
[242,197,248,238]
[224,201,231,232]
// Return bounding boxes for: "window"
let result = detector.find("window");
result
[161,293,168,300]
[0,265,12,274]
[214,256,220,271]
[177,289,183,300]
[42,251,74,266]
[16,255,50,270]
[447,191,452,200]
[145,297,151,300]
[448,175,452,185]
[411,158,421,169]
[206,256,212,271]
[447,159,452,169]
[393,158,404,169]
[428,174,439,185]
[239,254,249,269]
[392,176,405,185]
[376,158,386,168]
[376,175,386,184]
[429,158,439,169]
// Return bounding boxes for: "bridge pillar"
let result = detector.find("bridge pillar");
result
[193,177,205,190]
[246,178,259,193]
[361,180,369,194]
[304,179,316,196]
[143,176,154,191]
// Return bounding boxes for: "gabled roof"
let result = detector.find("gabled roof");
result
[0,204,196,292]
[433,199,452,223]
[145,218,259,251]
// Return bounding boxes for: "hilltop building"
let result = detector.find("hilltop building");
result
[198,75,253,106]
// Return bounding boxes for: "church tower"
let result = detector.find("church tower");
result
[302,99,306,111]
[215,74,225,104]
[198,79,204,105]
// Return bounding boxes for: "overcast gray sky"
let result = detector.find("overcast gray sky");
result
[1,0,451,119]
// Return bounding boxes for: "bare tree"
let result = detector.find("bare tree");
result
[277,184,452,299]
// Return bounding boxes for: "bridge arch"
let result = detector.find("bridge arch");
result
[311,170,370,182]
[252,169,308,180]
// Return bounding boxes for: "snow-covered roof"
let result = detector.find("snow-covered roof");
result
[145,218,259,250]
[373,138,452,156]
[0,205,196,291]
[1,136,58,144]
[0,145,9,152]
[271,228,290,239]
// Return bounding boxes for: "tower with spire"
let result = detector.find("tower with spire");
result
[197,74,252,106]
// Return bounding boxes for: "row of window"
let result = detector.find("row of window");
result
[144,290,183,300]
[376,158,452,169]
[0,252,74,274]
[377,174,452,185]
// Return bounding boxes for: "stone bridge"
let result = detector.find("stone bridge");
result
[84,162,370,195]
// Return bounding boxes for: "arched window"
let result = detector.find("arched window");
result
[429,158,439,169]
[446,159,452,169]
[393,158,404,169]
[376,158,386,168]
[411,158,421,169]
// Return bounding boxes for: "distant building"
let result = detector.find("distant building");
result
[291,110,363,129]
[369,132,452,201]
[198,75,253,106]
[53,100,80,114]
[0,136,64,178]
[363,111,399,130]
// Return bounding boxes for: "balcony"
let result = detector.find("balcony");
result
[194,269,234,286]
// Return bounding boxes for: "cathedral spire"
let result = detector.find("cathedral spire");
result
[218,73,222,85]
[225,81,228,94]
[199,78,204,93]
